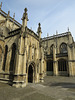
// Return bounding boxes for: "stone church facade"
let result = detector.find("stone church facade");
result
[0,3,75,88]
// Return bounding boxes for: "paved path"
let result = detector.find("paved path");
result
[29,83,75,99]
[0,76,75,100]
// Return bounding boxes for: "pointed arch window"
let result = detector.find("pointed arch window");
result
[9,43,16,72]
[60,43,67,53]
[50,44,53,54]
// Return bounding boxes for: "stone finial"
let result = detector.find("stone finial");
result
[53,34,55,41]
[21,8,28,28]
[13,13,15,19]
[6,11,10,19]
[8,11,10,15]
[22,8,28,21]
[0,2,2,10]
[31,27,32,30]
[24,8,27,13]
[37,23,42,33]
[37,23,42,39]
[68,27,69,32]
[38,23,40,26]
[12,13,15,30]
[56,30,58,35]
[47,33,49,37]
[6,11,10,27]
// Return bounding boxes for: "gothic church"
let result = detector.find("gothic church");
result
[0,3,75,88]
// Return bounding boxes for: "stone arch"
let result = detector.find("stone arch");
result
[28,65,33,83]
[58,58,68,76]
[28,62,36,70]
[60,42,67,53]
[9,43,16,73]
[27,62,36,83]
[3,45,8,71]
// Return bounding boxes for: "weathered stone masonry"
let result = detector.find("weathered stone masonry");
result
[0,3,75,88]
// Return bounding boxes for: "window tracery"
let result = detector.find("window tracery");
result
[60,43,67,53]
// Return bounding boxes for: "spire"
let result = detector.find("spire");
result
[0,2,2,10]
[37,23,42,39]
[22,8,28,27]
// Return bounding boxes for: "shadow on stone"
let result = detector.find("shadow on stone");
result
[50,82,75,88]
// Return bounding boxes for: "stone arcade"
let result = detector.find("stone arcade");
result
[0,3,75,88]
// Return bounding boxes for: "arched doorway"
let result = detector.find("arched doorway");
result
[28,65,33,83]
[58,59,67,76]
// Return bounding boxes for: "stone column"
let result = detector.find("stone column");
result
[34,64,37,83]
[40,47,42,73]
[23,50,26,74]
[0,51,5,71]
[40,46,44,82]
[72,46,75,76]
[23,37,27,74]
[53,45,58,76]
[44,60,47,76]
[34,48,36,62]
[14,51,19,74]
[30,45,32,61]
[36,48,39,59]
[67,32,74,76]
[35,48,40,82]
[67,45,73,76]
[17,36,24,74]
[72,46,75,60]
[5,49,12,73]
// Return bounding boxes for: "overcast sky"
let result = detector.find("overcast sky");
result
[1,0,75,39]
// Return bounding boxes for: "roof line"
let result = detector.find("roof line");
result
[0,9,22,27]
[42,32,71,41]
